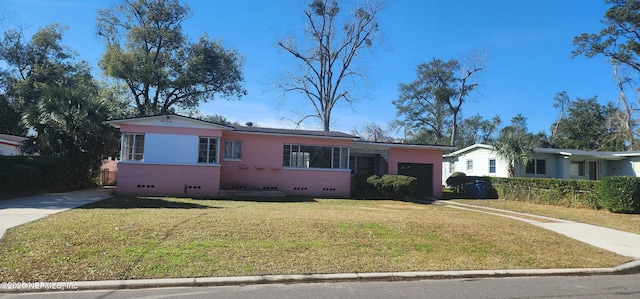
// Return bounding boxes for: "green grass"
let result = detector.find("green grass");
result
[453,199,640,234]
[0,196,631,282]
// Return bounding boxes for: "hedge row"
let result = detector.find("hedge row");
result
[490,177,601,209]
[597,176,640,214]
[0,155,96,198]
[351,174,417,199]
[457,176,640,214]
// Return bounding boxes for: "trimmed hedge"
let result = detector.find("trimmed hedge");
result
[597,176,640,214]
[490,177,601,209]
[489,176,640,213]
[0,155,96,199]
[366,175,417,199]
[351,174,417,199]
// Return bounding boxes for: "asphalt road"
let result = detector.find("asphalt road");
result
[3,273,639,299]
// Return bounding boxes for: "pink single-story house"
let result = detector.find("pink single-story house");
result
[107,114,453,198]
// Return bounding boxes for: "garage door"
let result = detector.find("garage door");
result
[398,163,433,198]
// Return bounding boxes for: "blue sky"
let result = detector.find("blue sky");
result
[3,0,618,137]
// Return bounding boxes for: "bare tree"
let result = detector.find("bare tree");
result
[276,0,386,131]
[610,61,638,150]
[0,0,13,28]
[551,91,571,144]
[352,122,395,142]
[448,58,484,146]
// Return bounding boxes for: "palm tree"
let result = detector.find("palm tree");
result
[492,128,535,177]
[23,80,121,183]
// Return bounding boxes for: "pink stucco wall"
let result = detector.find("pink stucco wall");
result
[116,163,221,197]
[221,132,352,197]
[101,159,118,172]
[388,147,444,198]
[113,117,446,198]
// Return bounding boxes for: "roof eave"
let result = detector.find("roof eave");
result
[230,129,357,140]
[443,144,493,157]
[105,115,234,130]
[352,141,455,151]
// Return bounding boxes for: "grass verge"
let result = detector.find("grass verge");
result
[0,196,631,282]
[453,199,640,234]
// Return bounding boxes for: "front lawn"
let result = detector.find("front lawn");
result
[453,199,640,234]
[0,196,630,282]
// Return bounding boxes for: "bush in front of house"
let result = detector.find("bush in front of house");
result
[366,174,417,199]
[596,176,640,214]
[445,172,467,194]
[0,155,96,199]
[445,172,497,199]
[350,174,376,198]
[491,177,601,208]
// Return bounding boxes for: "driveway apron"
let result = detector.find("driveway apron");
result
[0,189,113,240]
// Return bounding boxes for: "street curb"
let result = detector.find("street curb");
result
[1,266,636,293]
[615,259,640,273]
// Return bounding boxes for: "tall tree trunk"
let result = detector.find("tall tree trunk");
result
[612,62,636,150]
[323,110,331,132]
[450,112,458,146]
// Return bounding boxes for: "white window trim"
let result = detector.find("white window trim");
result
[331,146,350,169]
[121,133,144,161]
[198,137,220,164]
[283,144,350,169]
[489,158,496,174]
[118,161,221,167]
[223,140,242,161]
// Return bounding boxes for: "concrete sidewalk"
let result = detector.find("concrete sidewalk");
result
[442,201,640,259]
[0,189,113,240]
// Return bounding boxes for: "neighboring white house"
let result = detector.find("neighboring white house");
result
[442,143,640,185]
[0,134,26,156]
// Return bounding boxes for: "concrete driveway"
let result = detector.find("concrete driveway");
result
[444,201,640,259]
[0,189,113,240]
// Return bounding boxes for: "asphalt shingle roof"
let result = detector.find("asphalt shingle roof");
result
[231,125,357,139]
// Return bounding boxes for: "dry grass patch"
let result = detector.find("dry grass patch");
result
[0,197,630,282]
[453,199,640,234]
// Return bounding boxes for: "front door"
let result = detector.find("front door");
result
[589,161,597,180]
[398,163,433,198]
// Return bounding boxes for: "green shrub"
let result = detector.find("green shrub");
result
[0,155,97,199]
[446,173,497,199]
[491,177,600,209]
[366,174,417,199]
[350,174,376,198]
[10,163,45,192]
[597,176,640,214]
[445,172,467,193]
